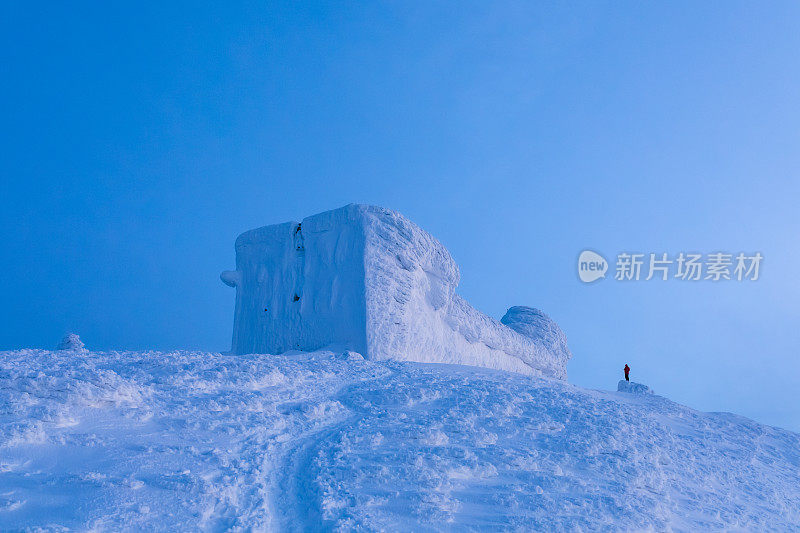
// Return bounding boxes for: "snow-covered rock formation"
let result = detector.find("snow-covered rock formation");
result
[56,333,85,352]
[618,380,653,394]
[222,204,570,378]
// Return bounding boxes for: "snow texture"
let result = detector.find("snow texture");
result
[56,333,85,352]
[618,380,653,394]
[1,348,799,531]
[222,204,570,379]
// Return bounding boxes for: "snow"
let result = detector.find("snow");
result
[56,333,85,352]
[617,380,653,394]
[500,306,570,371]
[222,204,570,378]
[2,348,799,531]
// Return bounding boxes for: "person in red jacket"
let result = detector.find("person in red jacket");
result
[624,364,630,381]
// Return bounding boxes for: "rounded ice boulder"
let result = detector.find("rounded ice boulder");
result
[500,307,571,367]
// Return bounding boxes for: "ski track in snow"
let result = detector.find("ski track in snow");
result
[0,349,799,531]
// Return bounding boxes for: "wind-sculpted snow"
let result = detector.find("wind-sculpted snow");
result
[1,349,799,531]
[222,204,570,378]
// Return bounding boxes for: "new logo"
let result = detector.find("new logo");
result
[578,250,608,283]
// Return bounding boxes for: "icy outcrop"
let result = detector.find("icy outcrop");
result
[618,380,653,394]
[222,204,571,378]
[501,307,570,366]
[57,333,85,352]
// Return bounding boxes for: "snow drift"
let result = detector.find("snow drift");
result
[222,204,570,378]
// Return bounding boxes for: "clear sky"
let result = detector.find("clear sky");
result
[2,2,799,431]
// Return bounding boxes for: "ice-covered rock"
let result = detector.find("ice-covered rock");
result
[501,307,570,365]
[617,380,653,394]
[56,333,85,352]
[222,204,571,378]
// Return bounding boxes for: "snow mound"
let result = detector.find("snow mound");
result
[618,380,653,394]
[1,348,798,531]
[56,333,85,352]
[501,307,570,365]
[222,204,571,378]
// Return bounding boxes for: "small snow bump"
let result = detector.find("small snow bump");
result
[341,350,364,361]
[422,428,450,446]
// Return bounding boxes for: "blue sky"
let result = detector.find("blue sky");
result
[2,2,799,430]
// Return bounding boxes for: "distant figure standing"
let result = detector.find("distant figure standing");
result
[624,364,630,381]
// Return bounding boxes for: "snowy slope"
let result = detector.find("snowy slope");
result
[1,349,799,531]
